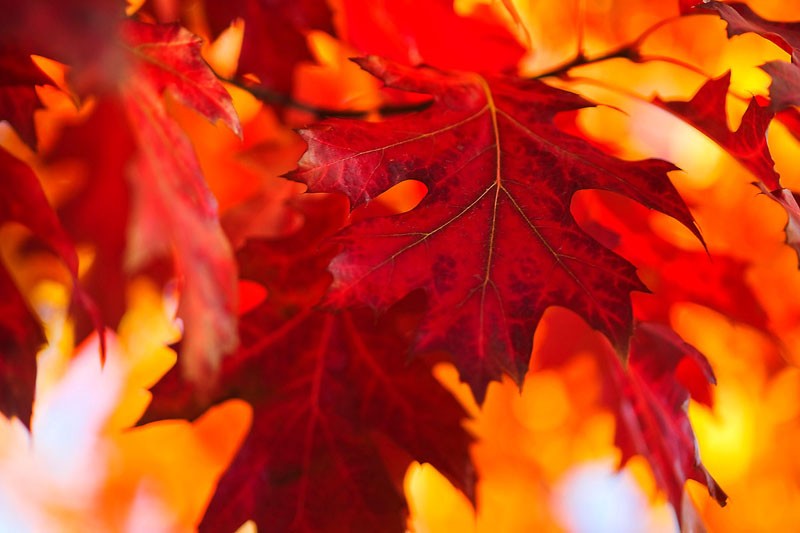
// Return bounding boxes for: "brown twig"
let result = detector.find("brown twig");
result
[222,76,432,119]
[532,14,686,79]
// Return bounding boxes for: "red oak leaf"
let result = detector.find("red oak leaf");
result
[0,53,53,149]
[699,1,800,113]
[609,323,727,520]
[119,20,242,136]
[655,72,779,190]
[113,20,242,384]
[0,146,81,426]
[655,73,800,264]
[204,0,335,94]
[289,57,700,402]
[143,196,474,533]
[699,1,800,54]
[338,0,525,73]
[49,19,242,383]
[533,311,725,523]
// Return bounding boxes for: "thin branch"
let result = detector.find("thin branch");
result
[532,14,686,79]
[223,76,432,119]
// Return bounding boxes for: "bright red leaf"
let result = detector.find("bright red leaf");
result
[338,0,525,73]
[119,20,242,137]
[290,56,700,402]
[44,19,243,383]
[118,20,241,383]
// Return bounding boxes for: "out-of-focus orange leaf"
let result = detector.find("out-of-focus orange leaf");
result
[0,279,249,531]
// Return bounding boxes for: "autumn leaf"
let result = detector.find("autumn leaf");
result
[655,72,779,190]
[144,196,474,533]
[655,72,800,264]
[699,1,800,111]
[116,20,242,384]
[119,20,242,137]
[698,1,800,56]
[290,56,700,402]
[609,323,727,522]
[43,18,242,383]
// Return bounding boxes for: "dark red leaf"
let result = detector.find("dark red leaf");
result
[699,1,800,54]
[144,196,475,533]
[761,54,800,111]
[655,73,800,264]
[609,323,727,519]
[700,1,800,113]
[655,72,779,190]
[290,57,700,402]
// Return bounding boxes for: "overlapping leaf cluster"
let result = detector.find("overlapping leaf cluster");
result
[1,0,799,531]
